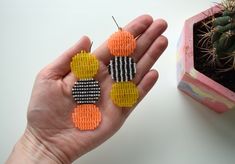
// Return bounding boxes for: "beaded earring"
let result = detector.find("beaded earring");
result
[108,17,139,107]
[70,49,101,130]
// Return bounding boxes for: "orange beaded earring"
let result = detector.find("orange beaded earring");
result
[108,17,139,108]
[70,48,102,130]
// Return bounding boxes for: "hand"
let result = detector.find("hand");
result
[6,15,167,163]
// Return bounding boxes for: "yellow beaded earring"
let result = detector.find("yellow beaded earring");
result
[70,48,101,130]
[108,17,139,107]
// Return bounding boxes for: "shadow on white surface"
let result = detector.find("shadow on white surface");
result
[178,91,235,135]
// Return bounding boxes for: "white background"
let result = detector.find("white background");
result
[1,0,235,164]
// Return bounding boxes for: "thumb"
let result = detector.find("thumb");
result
[41,36,91,79]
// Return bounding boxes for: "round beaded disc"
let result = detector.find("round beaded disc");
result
[110,82,139,107]
[70,51,99,79]
[72,104,101,130]
[72,78,101,104]
[108,30,136,56]
[108,56,136,82]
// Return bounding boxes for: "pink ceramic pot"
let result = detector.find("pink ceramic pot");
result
[177,5,235,113]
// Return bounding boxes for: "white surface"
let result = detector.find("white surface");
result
[1,0,235,163]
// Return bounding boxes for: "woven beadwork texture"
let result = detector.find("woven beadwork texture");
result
[110,82,139,107]
[72,78,101,104]
[108,56,136,82]
[70,51,99,79]
[72,104,101,130]
[108,30,136,56]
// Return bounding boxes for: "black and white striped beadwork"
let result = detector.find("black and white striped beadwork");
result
[108,56,136,82]
[72,78,101,104]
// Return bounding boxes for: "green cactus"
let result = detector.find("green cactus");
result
[199,0,235,71]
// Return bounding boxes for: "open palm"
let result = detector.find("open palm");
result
[25,15,168,163]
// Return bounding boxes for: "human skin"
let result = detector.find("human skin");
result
[6,14,168,164]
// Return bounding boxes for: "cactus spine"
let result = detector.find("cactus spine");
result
[199,0,235,71]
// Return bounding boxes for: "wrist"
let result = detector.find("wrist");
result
[6,129,63,164]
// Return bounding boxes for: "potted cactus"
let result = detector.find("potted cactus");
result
[177,0,235,113]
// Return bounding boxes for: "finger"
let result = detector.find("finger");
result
[122,69,159,117]
[134,35,168,84]
[41,36,91,79]
[137,69,159,103]
[93,15,153,65]
[133,19,167,62]
[62,72,77,89]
